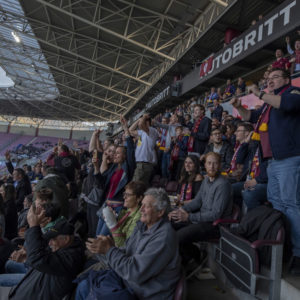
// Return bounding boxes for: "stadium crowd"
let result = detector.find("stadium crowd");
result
[0,32,299,299]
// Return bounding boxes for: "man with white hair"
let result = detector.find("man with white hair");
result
[75,188,181,300]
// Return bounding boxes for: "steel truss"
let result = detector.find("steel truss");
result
[0,0,233,122]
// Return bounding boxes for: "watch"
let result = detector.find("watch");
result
[259,91,266,100]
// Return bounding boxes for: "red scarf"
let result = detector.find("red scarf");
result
[251,85,290,158]
[187,116,204,152]
[228,143,241,173]
[157,128,168,150]
[250,148,260,179]
[179,183,193,204]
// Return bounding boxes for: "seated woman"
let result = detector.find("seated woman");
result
[93,116,136,236]
[102,181,146,247]
[84,181,146,268]
[176,155,203,206]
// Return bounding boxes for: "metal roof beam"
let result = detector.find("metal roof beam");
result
[36,0,175,61]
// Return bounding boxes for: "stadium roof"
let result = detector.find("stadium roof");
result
[0,0,238,122]
[0,0,286,123]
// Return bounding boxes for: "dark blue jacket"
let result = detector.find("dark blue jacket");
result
[191,116,212,155]
[241,142,268,184]
[250,85,300,160]
[211,105,223,122]
[173,135,188,159]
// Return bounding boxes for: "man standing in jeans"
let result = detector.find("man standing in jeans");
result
[231,68,300,275]
[130,114,159,187]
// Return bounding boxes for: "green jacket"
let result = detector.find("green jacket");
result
[111,208,140,248]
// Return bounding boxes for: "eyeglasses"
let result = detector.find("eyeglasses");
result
[123,192,135,198]
[212,132,222,136]
[266,75,284,82]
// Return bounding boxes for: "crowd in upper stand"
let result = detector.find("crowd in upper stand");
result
[0,32,298,299]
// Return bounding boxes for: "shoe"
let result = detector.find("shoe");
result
[289,256,300,276]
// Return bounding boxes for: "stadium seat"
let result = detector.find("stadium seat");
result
[186,204,240,279]
[216,225,284,300]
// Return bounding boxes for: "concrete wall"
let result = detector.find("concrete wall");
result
[10,125,35,135]
[72,130,93,141]
[0,124,8,133]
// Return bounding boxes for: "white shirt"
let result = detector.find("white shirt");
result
[135,127,159,164]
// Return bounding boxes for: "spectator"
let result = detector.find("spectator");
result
[227,123,253,181]
[271,49,290,70]
[0,184,18,240]
[187,104,212,155]
[156,117,169,177]
[5,152,32,212]
[54,144,80,182]
[169,126,188,180]
[183,114,193,131]
[153,114,180,179]
[231,68,300,275]
[32,163,43,181]
[169,152,232,263]
[206,87,218,109]
[94,117,135,236]
[237,77,246,93]
[17,194,33,236]
[231,139,268,210]
[6,216,85,300]
[223,79,236,99]
[286,36,300,75]
[176,155,203,206]
[210,99,223,122]
[202,127,234,172]
[130,114,158,186]
[75,188,181,300]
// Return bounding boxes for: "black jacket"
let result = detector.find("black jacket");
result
[3,200,18,240]
[54,154,80,182]
[6,162,32,212]
[191,116,212,155]
[9,226,85,300]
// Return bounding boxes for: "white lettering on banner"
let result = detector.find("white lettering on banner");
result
[222,48,232,64]
[199,0,296,79]
[257,24,264,42]
[232,39,243,58]
[244,30,256,51]
[280,0,296,25]
[145,86,170,109]
[264,13,278,36]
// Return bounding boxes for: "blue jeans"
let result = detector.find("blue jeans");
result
[5,261,27,274]
[0,274,25,287]
[75,278,90,300]
[232,181,268,210]
[267,156,300,256]
[161,152,171,179]
[95,205,123,236]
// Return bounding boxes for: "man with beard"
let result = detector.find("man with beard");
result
[231,68,300,275]
[169,152,232,263]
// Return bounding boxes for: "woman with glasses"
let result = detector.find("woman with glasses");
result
[101,181,146,247]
